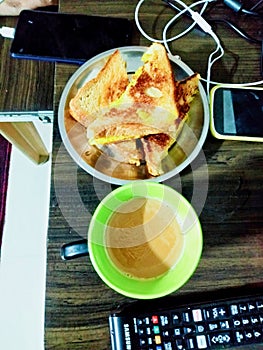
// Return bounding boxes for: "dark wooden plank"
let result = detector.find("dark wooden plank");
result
[0,16,54,111]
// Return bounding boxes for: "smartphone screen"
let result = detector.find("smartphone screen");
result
[10,10,132,64]
[211,86,263,141]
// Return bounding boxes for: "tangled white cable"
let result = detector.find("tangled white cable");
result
[134,0,263,100]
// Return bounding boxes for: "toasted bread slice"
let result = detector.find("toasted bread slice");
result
[175,73,200,120]
[141,133,172,176]
[98,139,144,166]
[141,73,200,176]
[119,42,179,115]
[69,50,129,127]
[87,104,170,145]
[87,43,180,145]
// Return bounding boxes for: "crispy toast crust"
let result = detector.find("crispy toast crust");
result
[141,73,200,176]
[69,50,129,127]
[119,42,179,116]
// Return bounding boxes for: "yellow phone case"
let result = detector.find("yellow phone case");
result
[210,84,263,142]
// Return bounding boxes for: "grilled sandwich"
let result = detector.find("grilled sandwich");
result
[87,42,180,145]
[69,43,200,176]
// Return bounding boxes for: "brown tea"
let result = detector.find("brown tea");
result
[105,197,184,279]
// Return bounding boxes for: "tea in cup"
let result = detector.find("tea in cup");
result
[88,181,202,299]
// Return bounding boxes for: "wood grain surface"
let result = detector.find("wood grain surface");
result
[45,1,263,349]
[0,16,54,111]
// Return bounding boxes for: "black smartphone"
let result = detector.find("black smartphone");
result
[10,10,132,64]
[210,85,263,142]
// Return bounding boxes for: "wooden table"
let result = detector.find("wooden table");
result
[0,16,54,111]
[0,15,54,163]
[45,1,263,349]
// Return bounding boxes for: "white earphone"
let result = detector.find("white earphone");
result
[134,0,263,100]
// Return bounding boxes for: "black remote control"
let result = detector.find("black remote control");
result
[109,285,263,349]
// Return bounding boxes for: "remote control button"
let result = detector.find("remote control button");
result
[239,303,248,313]
[154,335,162,344]
[208,322,219,331]
[192,309,203,322]
[197,324,205,333]
[136,318,143,325]
[139,338,147,346]
[205,306,228,320]
[163,341,173,350]
[196,334,208,348]
[209,332,231,345]
[175,338,184,349]
[162,329,170,338]
[144,317,150,325]
[182,311,192,323]
[251,315,260,325]
[183,326,195,335]
[147,336,153,345]
[253,328,262,341]
[153,325,160,334]
[248,302,257,312]
[242,316,250,326]
[138,328,145,335]
[230,304,239,315]
[233,318,242,327]
[235,330,245,344]
[256,301,263,311]
[174,327,183,336]
[244,329,254,342]
[186,337,196,349]
[160,314,169,326]
[172,313,181,325]
[152,315,159,324]
[219,320,230,329]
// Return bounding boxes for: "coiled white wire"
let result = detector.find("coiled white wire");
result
[162,0,210,49]
[134,0,263,100]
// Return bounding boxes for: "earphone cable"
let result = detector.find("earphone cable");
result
[134,0,263,102]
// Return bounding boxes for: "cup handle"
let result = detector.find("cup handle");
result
[61,239,88,260]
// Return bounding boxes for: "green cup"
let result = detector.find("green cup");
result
[88,181,203,299]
